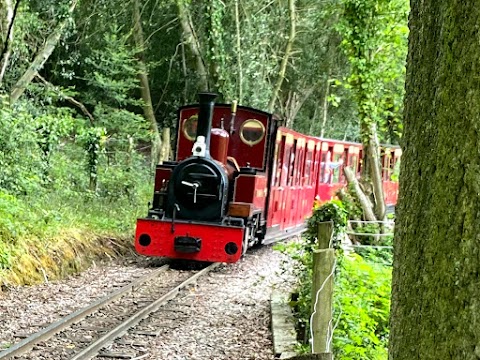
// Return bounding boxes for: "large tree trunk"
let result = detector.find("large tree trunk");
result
[132,0,162,165]
[9,0,78,104]
[389,2,480,359]
[267,0,296,113]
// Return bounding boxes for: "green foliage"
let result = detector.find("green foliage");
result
[305,200,348,249]
[83,28,141,108]
[0,99,43,194]
[341,184,363,219]
[333,254,391,359]
[275,242,392,359]
[0,192,30,241]
[337,0,409,144]
[77,126,107,191]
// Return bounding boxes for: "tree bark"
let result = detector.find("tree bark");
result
[359,119,386,222]
[267,0,296,113]
[9,0,78,104]
[0,0,17,86]
[283,85,315,128]
[344,167,376,222]
[132,0,162,165]
[389,2,480,359]
[161,127,171,161]
[366,123,386,220]
[177,0,208,92]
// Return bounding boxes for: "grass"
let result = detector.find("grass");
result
[0,177,153,286]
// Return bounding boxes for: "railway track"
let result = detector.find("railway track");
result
[0,262,218,360]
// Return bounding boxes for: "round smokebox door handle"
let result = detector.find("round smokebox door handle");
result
[181,181,199,203]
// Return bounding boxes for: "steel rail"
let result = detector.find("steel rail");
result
[0,264,169,360]
[70,262,219,360]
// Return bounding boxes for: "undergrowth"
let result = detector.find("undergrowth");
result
[0,145,153,286]
[275,200,392,359]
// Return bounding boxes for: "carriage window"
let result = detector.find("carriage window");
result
[331,153,343,183]
[382,151,391,180]
[304,150,313,185]
[240,119,265,146]
[312,147,319,186]
[320,152,328,183]
[275,137,286,186]
[275,135,287,186]
[392,158,401,180]
[182,114,198,141]
[289,140,297,186]
[297,149,305,186]
[351,155,358,175]
[282,147,291,186]
[341,149,348,183]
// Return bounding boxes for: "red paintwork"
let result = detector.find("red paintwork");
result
[176,105,271,170]
[234,174,267,211]
[266,127,318,231]
[316,183,344,202]
[210,128,229,164]
[383,181,399,206]
[135,219,244,263]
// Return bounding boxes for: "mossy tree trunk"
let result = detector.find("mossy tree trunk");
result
[389,2,480,359]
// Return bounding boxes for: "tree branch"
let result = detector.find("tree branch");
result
[35,74,94,123]
[267,0,296,113]
[344,166,377,222]
[177,0,208,92]
[9,0,78,104]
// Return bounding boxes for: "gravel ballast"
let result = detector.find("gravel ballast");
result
[0,244,296,359]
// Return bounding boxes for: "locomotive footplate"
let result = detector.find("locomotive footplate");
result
[174,236,201,253]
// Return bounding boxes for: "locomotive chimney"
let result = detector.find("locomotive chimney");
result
[193,92,218,157]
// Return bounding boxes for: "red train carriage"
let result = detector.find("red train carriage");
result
[135,93,400,263]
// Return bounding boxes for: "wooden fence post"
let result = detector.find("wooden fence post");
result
[317,221,333,249]
[310,248,335,354]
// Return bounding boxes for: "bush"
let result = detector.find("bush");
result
[305,199,348,249]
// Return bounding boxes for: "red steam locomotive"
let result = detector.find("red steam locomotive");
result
[135,93,400,263]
